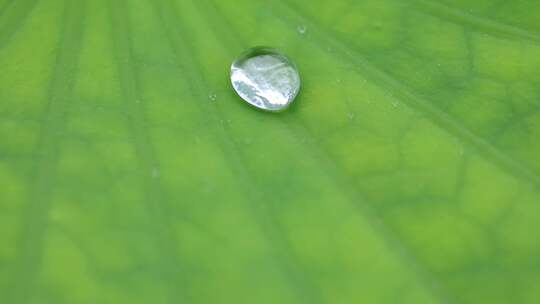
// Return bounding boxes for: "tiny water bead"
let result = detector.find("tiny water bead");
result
[230,47,301,112]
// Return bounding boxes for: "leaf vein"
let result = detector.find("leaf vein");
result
[5,1,86,302]
[413,0,540,44]
[0,0,39,49]
[107,1,191,302]
[154,0,326,302]
[271,0,540,190]
[198,0,456,302]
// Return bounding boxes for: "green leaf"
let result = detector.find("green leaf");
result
[1,0,539,303]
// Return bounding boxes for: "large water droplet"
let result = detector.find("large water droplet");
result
[230,46,301,112]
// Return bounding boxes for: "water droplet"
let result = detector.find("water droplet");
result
[297,25,307,34]
[150,167,160,178]
[208,93,217,101]
[231,46,300,112]
[392,101,399,107]
[347,112,355,120]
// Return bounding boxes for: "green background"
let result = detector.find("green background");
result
[1,0,540,303]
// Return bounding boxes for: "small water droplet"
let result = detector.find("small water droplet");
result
[297,25,307,34]
[347,112,355,120]
[208,93,217,101]
[335,77,342,84]
[230,46,301,112]
[151,167,160,178]
[392,101,399,107]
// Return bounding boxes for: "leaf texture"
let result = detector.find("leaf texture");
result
[1,0,539,303]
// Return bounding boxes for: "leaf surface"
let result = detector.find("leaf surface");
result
[1,0,539,303]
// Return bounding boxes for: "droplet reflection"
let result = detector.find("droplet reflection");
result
[230,46,301,112]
